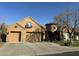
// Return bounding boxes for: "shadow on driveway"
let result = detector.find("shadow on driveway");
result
[42,51,79,56]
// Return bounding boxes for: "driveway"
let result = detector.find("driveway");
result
[0,42,79,56]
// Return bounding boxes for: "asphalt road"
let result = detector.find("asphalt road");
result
[43,51,79,56]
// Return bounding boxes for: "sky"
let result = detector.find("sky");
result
[0,2,79,25]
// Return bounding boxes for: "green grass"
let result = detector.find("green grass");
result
[72,40,79,47]
[52,40,79,47]
[52,40,64,46]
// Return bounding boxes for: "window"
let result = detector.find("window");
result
[54,27,55,29]
[25,22,32,28]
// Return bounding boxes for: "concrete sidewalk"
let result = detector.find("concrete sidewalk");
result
[0,42,79,56]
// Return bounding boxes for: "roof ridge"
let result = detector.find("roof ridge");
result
[28,17,44,28]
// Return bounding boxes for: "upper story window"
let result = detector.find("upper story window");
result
[53,27,56,29]
[25,22,32,28]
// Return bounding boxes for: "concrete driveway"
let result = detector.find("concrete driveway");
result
[0,42,79,56]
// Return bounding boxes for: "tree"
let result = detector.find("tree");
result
[0,23,7,42]
[1,23,7,34]
[53,9,79,45]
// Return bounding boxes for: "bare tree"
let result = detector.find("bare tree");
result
[54,9,79,45]
[1,23,7,34]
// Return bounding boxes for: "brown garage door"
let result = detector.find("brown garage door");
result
[26,32,43,42]
[10,31,21,43]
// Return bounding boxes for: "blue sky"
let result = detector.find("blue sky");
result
[0,2,79,25]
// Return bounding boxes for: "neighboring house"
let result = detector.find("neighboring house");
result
[7,17,44,43]
[45,23,61,41]
[61,26,79,41]
[60,26,71,40]
[45,23,72,41]
[74,29,79,40]
[74,32,79,40]
[45,23,58,32]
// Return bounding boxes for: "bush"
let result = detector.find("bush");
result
[64,40,70,46]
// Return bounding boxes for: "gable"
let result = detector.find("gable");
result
[16,17,44,32]
[7,23,25,32]
[8,17,44,32]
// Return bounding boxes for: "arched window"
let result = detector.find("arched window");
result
[25,22,32,28]
[54,27,56,29]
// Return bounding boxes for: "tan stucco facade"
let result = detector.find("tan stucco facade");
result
[7,17,44,43]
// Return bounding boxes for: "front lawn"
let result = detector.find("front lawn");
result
[72,40,79,47]
[52,40,79,47]
[52,40,64,46]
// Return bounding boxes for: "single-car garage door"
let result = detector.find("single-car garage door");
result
[8,31,21,43]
